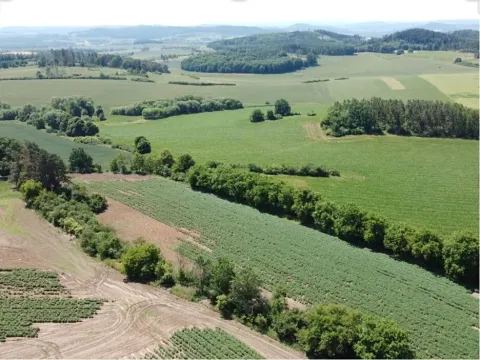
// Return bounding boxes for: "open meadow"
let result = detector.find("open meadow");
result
[84,177,479,359]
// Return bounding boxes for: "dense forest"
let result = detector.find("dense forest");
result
[322,98,479,139]
[36,49,169,73]
[357,28,479,53]
[181,28,479,74]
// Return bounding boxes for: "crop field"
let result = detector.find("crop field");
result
[0,268,103,342]
[420,72,480,108]
[0,121,125,169]
[144,328,264,359]
[85,178,479,359]
[98,107,479,234]
[0,52,477,108]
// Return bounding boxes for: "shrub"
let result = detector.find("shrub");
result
[68,148,94,174]
[250,109,265,123]
[174,154,196,173]
[266,110,276,120]
[20,180,44,208]
[274,99,291,116]
[384,223,414,255]
[442,232,479,284]
[110,154,130,174]
[333,204,368,243]
[134,136,152,155]
[121,243,163,281]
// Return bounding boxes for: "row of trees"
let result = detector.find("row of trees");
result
[183,256,414,359]
[36,49,169,74]
[250,99,293,122]
[187,164,479,287]
[111,95,244,120]
[0,97,105,137]
[322,98,479,139]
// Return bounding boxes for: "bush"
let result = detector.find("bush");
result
[20,180,44,208]
[384,224,414,256]
[110,154,130,174]
[0,109,17,120]
[442,232,479,284]
[121,243,163,281]
[250,109,265,123]
[274,99,291,116]
[174,154,196,173]
[68,148,94,174]
[134,136,152,155]
[266,110,276,120]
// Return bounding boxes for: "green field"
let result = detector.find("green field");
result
[144,328,264,359]
[0,52,477,108]
[0,121,125,169]
[85,178,479,359]
[97,106,479,234]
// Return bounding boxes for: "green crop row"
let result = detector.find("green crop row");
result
[144,328,263,359]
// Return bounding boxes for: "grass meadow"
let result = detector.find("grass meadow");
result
[85,177,479,359]
[98,106,479,235]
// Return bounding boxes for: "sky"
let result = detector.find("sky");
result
[0,0,478,27]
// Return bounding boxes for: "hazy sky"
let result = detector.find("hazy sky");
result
[0,0,478,27]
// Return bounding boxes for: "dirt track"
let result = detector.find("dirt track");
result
[0,200,304,359]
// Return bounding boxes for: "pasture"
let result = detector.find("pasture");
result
[98,107,479,234]
[0,121,124,169]
[0,51,477,108]
[85,177,480,359]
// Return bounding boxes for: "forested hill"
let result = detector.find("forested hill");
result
[208,31,358,56]
[180,31,356,74]
[358,28,479,53]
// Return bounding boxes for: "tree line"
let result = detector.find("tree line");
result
[0,97,105,138]
[187,163,479,287]
[321,98,479,139]
[112,95,243,120]
[36,49,169,74]
[0,53,34,69]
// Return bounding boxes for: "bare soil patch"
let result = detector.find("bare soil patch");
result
[72,173,153,183]
[381,77,405,90]
[0,200,303,359]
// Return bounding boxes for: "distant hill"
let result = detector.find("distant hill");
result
[361,28,479,53]
[70,25,271,39]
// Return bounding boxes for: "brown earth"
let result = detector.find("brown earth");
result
[0,200,304,359]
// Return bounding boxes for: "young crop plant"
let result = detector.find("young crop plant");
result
[0,269,103,342]
[143,328,264,359]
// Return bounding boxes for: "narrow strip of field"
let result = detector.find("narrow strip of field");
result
[85,177,479,359]
[381,76,405,90]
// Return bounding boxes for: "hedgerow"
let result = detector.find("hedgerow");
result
[187,164,478,287]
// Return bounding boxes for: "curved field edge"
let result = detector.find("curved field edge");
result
[85,178,479,359]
